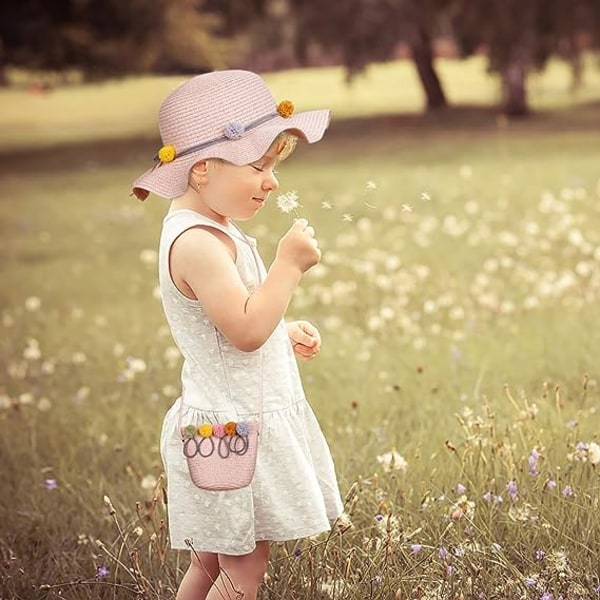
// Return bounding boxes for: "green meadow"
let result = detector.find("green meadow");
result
[1,57,600,599]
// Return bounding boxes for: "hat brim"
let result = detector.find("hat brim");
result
[132,109,330,201]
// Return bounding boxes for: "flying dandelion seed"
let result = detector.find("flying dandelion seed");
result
[401,204,413,212]
[321,201,334,210]
[366,180,377,190]
[342,214,354,222]
[276,190,301,214]
[421,192,431,201]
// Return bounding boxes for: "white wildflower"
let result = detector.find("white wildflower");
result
[588,442,600,465]
[140,249,158,265]
[25,296,41,312]
[377,449,408,473]
[276,190,300,214]
[141,474,158,490]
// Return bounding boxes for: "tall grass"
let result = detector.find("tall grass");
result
[1,60,600,599]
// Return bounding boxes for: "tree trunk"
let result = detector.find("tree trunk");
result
[410,24,448,112]
[501,58,529,116]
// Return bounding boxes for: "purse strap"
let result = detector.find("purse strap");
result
[177,220,265,436]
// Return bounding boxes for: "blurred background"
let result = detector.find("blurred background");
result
[1,0,599,114]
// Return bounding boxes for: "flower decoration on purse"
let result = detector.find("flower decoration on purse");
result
[181,419,259,491]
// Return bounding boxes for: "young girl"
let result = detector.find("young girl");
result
[132,70,343,600]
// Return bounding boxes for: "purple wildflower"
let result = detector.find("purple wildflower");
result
[535,549,546,561]
[44,479,57,490]
[454,546,465,557]
[438,547,448,560]
[525,576,537,587]
[410,544,422,555]
[375,514,384,522]
[546,479,557,491]
[540,593,553,600]
[96,565,109,578]
[562,484,574,498]
[456,483,467,494]
[293,548,302,557]
[483,491,492,502]
[506,480,518,501]
[446,565,455,576]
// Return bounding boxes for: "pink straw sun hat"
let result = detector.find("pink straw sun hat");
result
[132,70,330,201]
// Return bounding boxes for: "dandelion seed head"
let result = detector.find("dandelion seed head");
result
[276,190,300,214]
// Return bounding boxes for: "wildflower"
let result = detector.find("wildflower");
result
[376,449,408,472]
[561,484,574,498]
[374,514,384,522]
[96,565,110,578]
[506,480,518,501]
[589,442,600,465]
[540,594,553,600]
[546,479,557,491]
[141,475,158,490]
[482,491,492,502]
[446,565,455,576]
[25,296,41,311]
[525,576,537,587]
[293,548,302,557]
[276,190,300,214]
[410,544,422,554]
[528,448,540,476]
[456,483,467,494]
[454,546,465,557]
[535,549,546,561]
[44,478,57,490]
[438,547,448,560]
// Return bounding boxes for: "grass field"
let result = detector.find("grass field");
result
[1,57,600,599]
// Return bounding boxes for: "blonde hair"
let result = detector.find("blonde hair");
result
[273,131,298,162]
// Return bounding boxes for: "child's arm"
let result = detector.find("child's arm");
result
[171,219,319,351]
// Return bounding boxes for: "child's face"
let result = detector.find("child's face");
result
[201,147,280,221]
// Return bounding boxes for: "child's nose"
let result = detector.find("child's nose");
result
[262,171,279,192]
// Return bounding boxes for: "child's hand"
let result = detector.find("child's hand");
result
[276,218,320,274]
[287,320,321,361]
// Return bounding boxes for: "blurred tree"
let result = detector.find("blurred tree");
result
[290,0,451,112]
[452,0,600,115]
[0,0,236,82]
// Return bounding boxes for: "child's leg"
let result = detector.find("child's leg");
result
[176,550,220,600]
[205,541,270,600]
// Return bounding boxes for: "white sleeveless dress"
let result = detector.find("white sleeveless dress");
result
[158,209,343,555]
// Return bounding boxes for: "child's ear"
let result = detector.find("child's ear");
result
[190,160,210,186]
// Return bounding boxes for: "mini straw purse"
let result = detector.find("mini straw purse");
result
[178,347,263,491]
[178,221,263,491]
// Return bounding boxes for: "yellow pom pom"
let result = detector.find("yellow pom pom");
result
[276,100,295,119]
[157,144,176,163]
[198,423,213,438]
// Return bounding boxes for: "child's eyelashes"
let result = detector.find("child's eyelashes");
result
[250,164,279,175]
